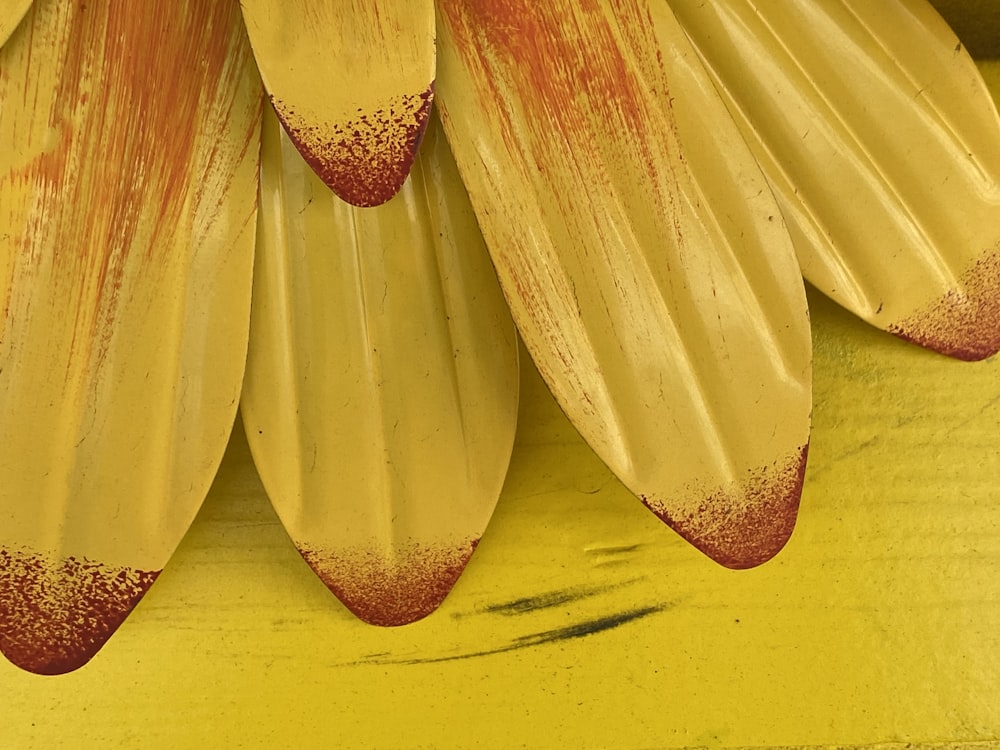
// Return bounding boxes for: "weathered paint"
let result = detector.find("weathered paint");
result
[241,0,435,206]
[644,444,810,569]
[241,109,518,625]
[436,0,812,567]
[273,87,433,208]
[670,0,1000,359]
[0,0,261,673]
[888,243,1000,361]
[299,541,478,626]
[0,547,158,675]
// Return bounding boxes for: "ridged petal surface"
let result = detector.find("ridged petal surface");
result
[241,109,519,625]
[436,0,812,568]
[670,0,1000,360]
[240,0,435,207]
[0,0,261,673]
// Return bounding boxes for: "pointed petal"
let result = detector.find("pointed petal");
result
[645,444,810,569]
[0,0,261,672]
[0,548,158,674]
[669,0,1000,360]
[241,109,519,625]
[240,0,435,207]
[298,543,479,628]
[436,0,812,567]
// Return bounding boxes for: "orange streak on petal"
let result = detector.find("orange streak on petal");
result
[6,0,258,376]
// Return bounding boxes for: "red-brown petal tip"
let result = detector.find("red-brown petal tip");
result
[272,85,434,208]
[643,443,809,570]
[0,547,159,675]
[298,540,478,626]
[887,244,1000,362]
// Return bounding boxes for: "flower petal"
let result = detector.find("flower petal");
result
[436,0,812,568]
[0,0,31,47]
[0,0,261,672]
[241,110,519,625]
[670,0,1000,360]
[240,0,435,207]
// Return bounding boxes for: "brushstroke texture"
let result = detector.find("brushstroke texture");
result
[436,0,811,567]
[0,0,261,673]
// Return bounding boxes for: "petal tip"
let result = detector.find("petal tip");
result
[644,443,809,569]
[887,243,1000,362]
[0,547,159,675]
[272,85,434,208]
[298,539,477,627]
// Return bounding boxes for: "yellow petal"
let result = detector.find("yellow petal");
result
[241,108,519,625]
[240,0,435,208]
[0,0,261,673]
[670,0,1000,360]
[436,0,812,568]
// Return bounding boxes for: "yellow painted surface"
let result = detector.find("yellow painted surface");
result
[0,0,261,570]
[437,0,812,569]
[240,0,435,206]
[241,108,518,625]
[1,2,999,747]
[0,0,260,675]
[672,0,1000,358]
[929,0,1000,57]
[1,286,999,747]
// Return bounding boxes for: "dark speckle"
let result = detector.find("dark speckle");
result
[483,583,618,616]
[355,605,669,666]
[888,243,1000,361]
[0,547,159,675]
[272,86,434,208]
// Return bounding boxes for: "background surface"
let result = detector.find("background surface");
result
[3,6,1000,749]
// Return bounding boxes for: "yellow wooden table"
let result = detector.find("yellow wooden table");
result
[1,282,999,748]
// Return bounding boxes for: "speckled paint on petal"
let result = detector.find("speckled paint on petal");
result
[887,243,1000,361]
[299,540,478,626]
[272,86,434,208]
[643,444,809,569]
[0,547,159,675]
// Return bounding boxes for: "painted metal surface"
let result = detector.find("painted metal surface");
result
[241,109,519,625]
[2,283,1000,747]
[0,7,996,747]
[0,0,31,47]
[240,0,435,207]
[0,0,261,673]
[670,0,1000,360]
[436,0,812,569]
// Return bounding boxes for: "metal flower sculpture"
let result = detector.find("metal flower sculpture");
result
[1,0,998,675]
